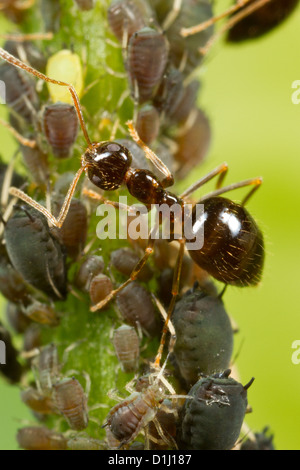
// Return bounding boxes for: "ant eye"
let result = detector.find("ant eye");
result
[84,142,132,191]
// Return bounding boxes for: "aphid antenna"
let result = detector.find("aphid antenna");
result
[199,0,272,57]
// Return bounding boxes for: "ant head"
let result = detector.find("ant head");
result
[82,142,132,191]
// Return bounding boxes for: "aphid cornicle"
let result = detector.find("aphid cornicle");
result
[227,0,299,42]
[172,287,234,386]
[177,370,254,450]
[17,426,67,451]
[42,103,79,159]
[53,377,89,431]
[4,206,67,300]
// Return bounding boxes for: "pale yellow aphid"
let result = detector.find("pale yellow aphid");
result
[46,50,84,104]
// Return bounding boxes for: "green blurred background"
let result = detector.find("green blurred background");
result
[0,2,300,450]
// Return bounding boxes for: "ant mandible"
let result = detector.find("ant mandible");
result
[0,47,264,368]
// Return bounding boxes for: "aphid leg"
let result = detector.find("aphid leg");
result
[199,0,272,56]
[162,0,183,31]
[154,240,185,369]
[200,177,263,206]
[0,117,36,148]
[82,188,137,213]
[126,120,174,188]
[90,229,157,312]
[9,166,85,228]
[180,162,228,199]
[181,0,253,37]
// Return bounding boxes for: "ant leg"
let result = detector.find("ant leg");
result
[181,0,253,37]
[90,229,157,312]
[180,162,228,200]
[9,166,85,228]
[126,120,174,188]
[199,0,272,56]
[0,48,91,145]
[154,239,185,369]
[200,177,263,206]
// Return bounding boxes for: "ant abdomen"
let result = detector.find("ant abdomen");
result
[42,103,79,159]
[188,197,264,286]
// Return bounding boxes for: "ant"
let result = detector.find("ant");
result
[0,46,264,368]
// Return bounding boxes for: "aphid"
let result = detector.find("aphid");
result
[0,322,23,383]
[4,39,47,71]
[0,248,32,305]
[103,362,176,448]
[241,427,275,450]
[127,27,169,104]
[32,343,60,395]
[227,0,299,42]
[152,66,184,118]
[53,377,89,431]
[23,324,42,355]
[177,370,254,450]
[22,301,60,327]
[136,104,160,145]
[20,387,55,415]
[173,107,211,178]
[151,0,214,74]
[116,281,160,337]
[16,426,67,450]
[110,247,153,282]
[4,206,67,300]
[6,302,32,334]
[52,197,88,259]
[67,436,105,450]
[0,0,35,24]
[0,61,39,124]
[107,0,153,44]
[75,255,105,291]
[20,141,49,187]
[0,48,264,324]
[74,0,95,11]
[167,79,200,125]
[172,287,234,386]
[113,324,140,373]
[89,274,114,306]
[42,103,79,159]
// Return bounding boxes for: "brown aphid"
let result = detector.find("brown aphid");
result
[67,436,105,450]
[23,324,42,355]
[20,141,49,187]
[42,103,79,158]
[53,377,89,431]
[116,281,160,336]
[6,302,32,334]
[75,255,105,291]
[32,343,60,395]
[174,107,211,179]
[113,325,140,373]
[0,62,39,124]
[53,197,88,259]
[110,247,153,282]
[107,0,152,44]
[89,274,113,306]
[20,387,55,415]
[153,66,184,118]
[136,104,160,145]
[167,80,201,124]
[127,27,169,104]
[23,301,60,327]
[17,426,67,450]
[74,0,95,10]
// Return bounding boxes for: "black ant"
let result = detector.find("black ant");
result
[0,46,264,369]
